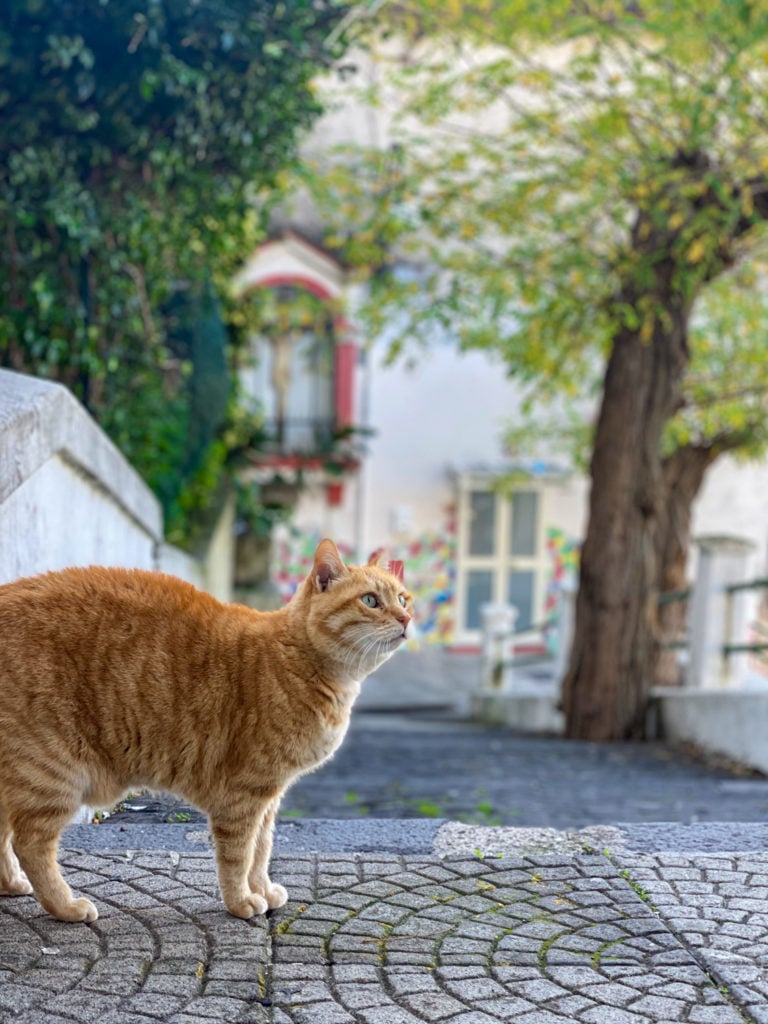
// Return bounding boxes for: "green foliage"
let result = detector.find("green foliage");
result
[303,0,768,464]
[0,0,350,542]
[502,249,768,473]
[671,253,768,458]
[234,477,296,542]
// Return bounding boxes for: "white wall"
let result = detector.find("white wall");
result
[1,453,161,583]
[366,346,517,541]
[361,343,582,551]
[0,369,235,599]
[0,370,163,584]
[654,690,768,774]
[290,340,589,556]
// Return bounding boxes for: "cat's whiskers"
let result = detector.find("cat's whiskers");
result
[359,628,398,672]
[340,627,392,679]
[342,628,381,676]
[331,629,364,678]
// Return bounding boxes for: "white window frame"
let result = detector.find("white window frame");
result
[454,474,549,646]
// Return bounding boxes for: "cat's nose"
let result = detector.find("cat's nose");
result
[397,612,411,633]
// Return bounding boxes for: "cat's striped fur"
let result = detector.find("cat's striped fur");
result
[0,539,412,922]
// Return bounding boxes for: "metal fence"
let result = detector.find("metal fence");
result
[723,578,768,666]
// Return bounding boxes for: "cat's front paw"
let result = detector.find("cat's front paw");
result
[264,883,288,910]
[50,897,98,923]
[225,891,269,919]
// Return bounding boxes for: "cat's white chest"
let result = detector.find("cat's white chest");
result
[294,716,350,778]
[313,718,350,766]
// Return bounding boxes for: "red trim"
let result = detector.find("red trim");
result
[244,273,336,301]
[448,643,547,656]
[326,481,344,507]
[515,644,547,655]
[245,452,360,473]
[334,341,356,427]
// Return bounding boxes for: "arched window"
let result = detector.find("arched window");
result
[242,286,336,452]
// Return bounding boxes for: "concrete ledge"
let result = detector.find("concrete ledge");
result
[471,686,564,733]
[651,687,768,774]
[0,369,164,581]
[157,542,206,590]
[0,369,161,536]
[61,818,768,857]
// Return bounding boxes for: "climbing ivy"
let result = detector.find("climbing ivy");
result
[0,0,350,542]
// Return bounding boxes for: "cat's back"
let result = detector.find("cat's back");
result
[0,565,215,633]
[0,566,249,693]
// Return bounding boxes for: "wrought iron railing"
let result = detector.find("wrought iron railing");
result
[723,579,768,661]
[260,417,338,453]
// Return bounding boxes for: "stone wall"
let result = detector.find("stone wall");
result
[0,369,164,583]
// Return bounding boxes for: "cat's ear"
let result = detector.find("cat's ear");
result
[312,539,348,592]
[368,547,404,581]
[367,547,386,567]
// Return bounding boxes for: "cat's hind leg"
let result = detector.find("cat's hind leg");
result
[248,797,287,910]
[11,808,97,922]
[0,807,32,896]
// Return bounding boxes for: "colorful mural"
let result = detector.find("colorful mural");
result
[544,527,580,613]
[390,506,457,647]
[543,527,581,654]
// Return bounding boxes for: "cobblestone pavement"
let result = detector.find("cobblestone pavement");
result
[268,850,752,1024]
[2,841,767,1023]
[615,851,768,1024]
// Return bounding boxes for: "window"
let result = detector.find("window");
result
[456,482,546,640]
[465,570,494,631]
[240,286,336,453]
[469,492,496,556]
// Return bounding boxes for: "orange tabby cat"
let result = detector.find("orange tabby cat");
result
[0,539,412,923]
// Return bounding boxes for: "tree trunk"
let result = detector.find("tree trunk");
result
[653,445,717,686]
[561,300,690,740]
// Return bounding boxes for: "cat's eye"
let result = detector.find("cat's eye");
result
[398,595,407,607]
[361,593,379,608]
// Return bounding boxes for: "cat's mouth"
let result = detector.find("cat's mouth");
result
[387,631,407,647]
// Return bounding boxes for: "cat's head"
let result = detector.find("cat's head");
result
[294,539,414,682]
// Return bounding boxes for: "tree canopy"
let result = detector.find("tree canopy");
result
[504,254,768,472]
[309,1,768,368]
[0,0,349,540]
